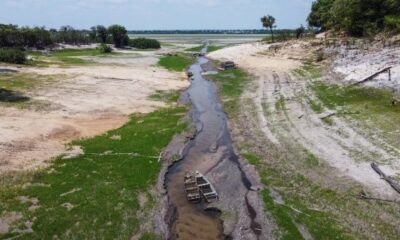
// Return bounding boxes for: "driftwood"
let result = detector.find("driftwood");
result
[356,192,399,203]
[320,112,336,120]
[352,67,392,86]
[371,162,400,194]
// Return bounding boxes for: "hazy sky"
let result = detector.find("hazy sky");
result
[0,0,314,30]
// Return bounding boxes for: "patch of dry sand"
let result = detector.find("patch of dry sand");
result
[0,50,189,173]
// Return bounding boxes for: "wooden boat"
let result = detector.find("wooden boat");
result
[184,171,219,203]
[184,172,201,202]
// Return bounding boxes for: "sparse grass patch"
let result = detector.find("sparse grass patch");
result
[312,81,400,147]
[149,89,181,104]
[275,96,286,111]
[207,68,250,117]
[27,48,119,66]
[0,72,62,91]
[158,53,195,72]
[0,106,188,239]
[207,45,224,52]
[185,45,204,52]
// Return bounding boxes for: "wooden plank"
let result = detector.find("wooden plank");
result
[352,67,392,86]
[371,163,400,194]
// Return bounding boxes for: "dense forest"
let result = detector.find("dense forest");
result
[308,0,400,36]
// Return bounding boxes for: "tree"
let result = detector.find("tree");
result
[96,25,108,43]
[307,0,335,31]
[108,24,127,48]
[89,26,97,42]
[296,25,306,39]
[261,15,276,42]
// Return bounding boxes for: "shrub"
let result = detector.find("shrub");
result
[0,48,26,64]
[98,43,113,53]
[129,38,161,49]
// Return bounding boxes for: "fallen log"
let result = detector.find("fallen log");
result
[355,192,399,203]
[371,162,400,194]
[352,67,392,86]
[319,112,336,120]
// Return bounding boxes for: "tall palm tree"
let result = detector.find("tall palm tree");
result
[261,15,276,42]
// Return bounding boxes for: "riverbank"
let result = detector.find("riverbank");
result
[208,39,400,239]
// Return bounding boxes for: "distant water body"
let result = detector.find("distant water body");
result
[128,34,267,44]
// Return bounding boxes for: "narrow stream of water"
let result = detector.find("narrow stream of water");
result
[165,46,259,240]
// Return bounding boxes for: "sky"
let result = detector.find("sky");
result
[0,0,315,30]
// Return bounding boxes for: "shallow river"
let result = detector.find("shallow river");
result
[165,46,260,239]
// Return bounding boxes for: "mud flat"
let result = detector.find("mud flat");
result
[0,47,189,173]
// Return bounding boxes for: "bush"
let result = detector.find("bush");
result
[0,48,26,64]
[129,38,161,49]
[98,43,113,53]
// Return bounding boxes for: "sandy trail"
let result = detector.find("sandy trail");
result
[0,49,189,173]
[209,41,400,198]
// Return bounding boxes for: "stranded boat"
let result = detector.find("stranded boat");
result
[184,171,219,203]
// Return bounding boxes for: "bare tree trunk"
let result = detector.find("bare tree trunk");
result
[270,28,274,43]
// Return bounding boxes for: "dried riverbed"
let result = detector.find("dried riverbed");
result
[164,47,269,240]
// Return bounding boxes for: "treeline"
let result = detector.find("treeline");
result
[0,24,130,49]
[0,23,161,64]
[308,0,400,36]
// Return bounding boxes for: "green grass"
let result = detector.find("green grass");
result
[0,107,187,239]
[207,45,224,52]
[185,45,224,53]
[312,81,400,146]
[185,45,204,52]
[27,48,118,66]
[275,96,286,111]
[207,69,250,117]
[149,90,181,104]
[158,53,195,72]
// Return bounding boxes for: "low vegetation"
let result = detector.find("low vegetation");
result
[0,106,188,239]
[98,43,113,53]
[185,45,223,53]
[312,81,400,146]
[158,53,195,71]
[207,69,249,117]
[28,48,118,66]
[149,90,181,104]
[129,38,161,49]
[0,48,26,64]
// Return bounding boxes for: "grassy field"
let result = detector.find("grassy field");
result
[0,106,188,239]
[209,66,400,239]
[158,53,195,71]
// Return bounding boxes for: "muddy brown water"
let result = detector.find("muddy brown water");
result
[165,46,260,239]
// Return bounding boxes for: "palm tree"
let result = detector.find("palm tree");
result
[261,15,276,42]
